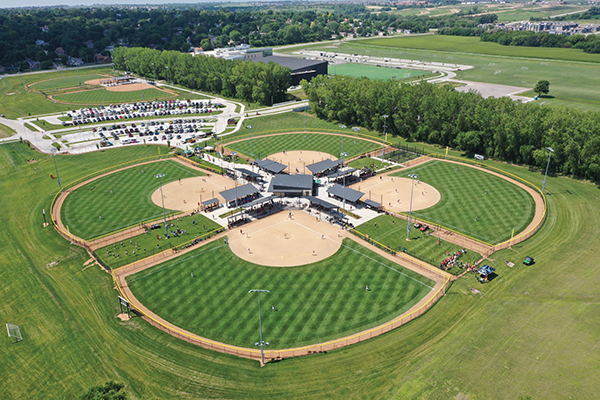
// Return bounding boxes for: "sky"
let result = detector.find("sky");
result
[0,0,240,8]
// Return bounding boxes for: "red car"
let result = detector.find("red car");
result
[420,224,429,232]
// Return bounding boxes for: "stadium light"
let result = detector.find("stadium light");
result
[382,115,388,159]
[51,147,62,191]
[164,66,170,85]
[542,147,553,194]
[247,125,254,157]
[340,125,347,211]
[248,289,270,365]
[155,173,168,237]
[407,173,418,241]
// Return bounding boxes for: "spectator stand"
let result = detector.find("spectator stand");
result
[227,210,250,229]
[326,183,365,207]
[327,168,359,186]
[236,167,263,184]
[240,195,282,220]
[219,183,260,209]
[305,196,340,223]
[362,199,383,212]
[306,159,343,178]
[255,158,287,175]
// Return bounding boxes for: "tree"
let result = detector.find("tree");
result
[534,80,550,96]
[79,381,127,400]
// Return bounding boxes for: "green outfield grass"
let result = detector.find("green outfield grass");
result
[226,132,380,159]
[391,160,535,244]
[330,63,429,80]
[127,237,434,349]
[61,158,204,240]
[53,87,175,105]
[356,214,482,273]
[286,36,600,111]
[94,214,222,269]
[2,140,600,399]
[348,156,388,170]
[30,74,108,91]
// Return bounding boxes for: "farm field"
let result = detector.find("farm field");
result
[226,132,380,160]
[390,160,536,244]
[61,158,203,240]
[1,141,600,399]
[356,214,482,272]
[127,238,434,349]
[287,36,600,111]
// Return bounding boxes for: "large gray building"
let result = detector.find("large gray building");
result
[253,56,328,86]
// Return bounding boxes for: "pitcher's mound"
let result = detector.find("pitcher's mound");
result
[228,212,342,267]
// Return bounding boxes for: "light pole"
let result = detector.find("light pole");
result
[340,125,347,211]
[542,147,554,194]
[248,289,270,366]
[382,114,388,159]
[164,66,169,85]
[151,62,156,83]
[406,173,418,241]
[247,125,254,157]
[155,174,169,237]
[51,147,62,191]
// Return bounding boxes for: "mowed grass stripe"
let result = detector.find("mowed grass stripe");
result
[61,159,205,240]
[391,161,535,244]
[127,238,434,349]
[227,133,380,159]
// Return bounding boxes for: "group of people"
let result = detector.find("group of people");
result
[439,248,469,271]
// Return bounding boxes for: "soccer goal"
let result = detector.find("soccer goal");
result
[6,323,22,343]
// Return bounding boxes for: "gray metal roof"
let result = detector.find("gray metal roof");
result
[236,167,262,179]
[306,196,338,210]
[219,183,259,202]
[327,184,364,203]
[363,199,381,209]
[306,159,340,174]
[256,158,287,174]
[241,195,278,209]
[201,198,219,206]
[268,174,313,193]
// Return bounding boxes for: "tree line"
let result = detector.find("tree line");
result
[301,75,600,181]
[113,47,290,106]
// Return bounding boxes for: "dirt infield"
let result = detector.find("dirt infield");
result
[351,175,440,212]
[84,76,112,85]
[151,174,235,211]
[267,150,336,174]
[106,82,156,92]
[228,212,342,267]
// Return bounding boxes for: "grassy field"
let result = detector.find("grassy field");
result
[286,36,600,111]
[330,63,429,80]
[30,74,109,91]
[1,140,600,399]
[53,87,175,105]
[356,214,482,273]
[226,132,380,159]
[348,156,388,170]
[127,238,434,349]
[61,157,204,240]
[94,213,221,269]
[0,122,16,138]
[390,160,535,244]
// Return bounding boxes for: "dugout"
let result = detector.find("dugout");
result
[236,167,263,183]
[201,198,220,212]
[362,199,382,211]
[240,195,281,219]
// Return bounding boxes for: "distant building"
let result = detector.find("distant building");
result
[252,56,328,86]
[55,47,66,56]
[197,45,273,61]
[67,57,84,66]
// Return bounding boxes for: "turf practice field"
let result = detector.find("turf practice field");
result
[391,160,535,244]
[127,236,434,349]
[61,159,205,240]
[330,63,429,80]
[226,133,380,159]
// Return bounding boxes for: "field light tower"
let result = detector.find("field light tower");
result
[51,147,62,191]
[406,173,418,241]
[248,289,270,366]
[340,125,347,211]
[247,125,254,157]
[542,147,554,194]
[155,173,168,237]
[382,114,388,159]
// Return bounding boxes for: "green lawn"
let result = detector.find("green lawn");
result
[0,122,16,138]
[94,213,222,269]
[127,238,434,349]
[286,36,600,111]
[356,214,482,273]
[226,132,380,159]
[330,63,429,80]
[391,160,535,244]
[30,74,108,91]
[54,87,175,105]
[1,140,600,399]
[61,158,203,240]
[348,156,388,170]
